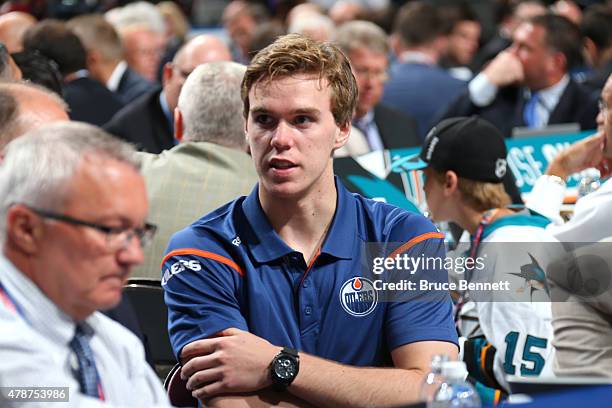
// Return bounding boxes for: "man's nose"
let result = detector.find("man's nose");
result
[271,121,294,150]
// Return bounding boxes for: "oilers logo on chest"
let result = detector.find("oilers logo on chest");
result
[339,277,378,317]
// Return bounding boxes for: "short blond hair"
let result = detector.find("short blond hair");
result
[241,33,357,127]
[430,169,511,212]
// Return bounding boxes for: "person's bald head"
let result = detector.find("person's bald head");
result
[176,34,232,68]
[0,82,69,149]
[0,12,37,53]
[163,34,231,113]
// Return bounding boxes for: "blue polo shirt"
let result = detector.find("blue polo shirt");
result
[162,178,457,366]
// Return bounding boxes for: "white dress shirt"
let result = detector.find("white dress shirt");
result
[469,73,570,127]
[106,61,128,93]
[0,256,172,407]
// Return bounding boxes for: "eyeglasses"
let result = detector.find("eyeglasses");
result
[599,98,609,113]
[26,206,157,250]
[353,67,389,82]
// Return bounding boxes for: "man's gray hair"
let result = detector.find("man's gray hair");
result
[335,20,389,56]
[0,122,140,241]
[106,1,165,34]
[178,61,247,149]
[0,81,68,149]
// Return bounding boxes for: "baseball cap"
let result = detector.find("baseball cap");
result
[403,116,508,183]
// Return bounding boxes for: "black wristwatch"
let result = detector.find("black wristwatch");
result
[269,347,300,390]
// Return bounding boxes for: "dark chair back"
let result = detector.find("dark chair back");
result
[164,363,198,407]
[123,279,175,367]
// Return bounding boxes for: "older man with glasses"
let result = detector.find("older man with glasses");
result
[335,20,421,157]
[0,122,172,407]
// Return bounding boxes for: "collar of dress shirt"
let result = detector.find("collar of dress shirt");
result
[107,61,128,92]
[525,74,570,113]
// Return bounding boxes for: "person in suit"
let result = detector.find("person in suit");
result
[67,14,155,105]
[105,2,167,83]
[441,13,598,138]
[580,4,612,94]
[133,61,258,279]
[335,20,420,158]
[22,20,124,127]
[0,80,155,367]
[382,2,467,139]
[104,34,232,154]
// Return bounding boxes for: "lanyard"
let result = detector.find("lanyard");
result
[469,209,500,260]
[455,209,500,333]
[0,280,28,321]
[1,281,104,401]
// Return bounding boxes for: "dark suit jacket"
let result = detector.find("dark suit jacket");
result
[104,88,175,154]
[581,60,612,95]
[382,62,467,139]
[64,76,124,127]
[374,104,421,149]
[116,67,155,105]
[440,79,599,138]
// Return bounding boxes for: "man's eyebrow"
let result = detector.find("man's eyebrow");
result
[249,107,321,115]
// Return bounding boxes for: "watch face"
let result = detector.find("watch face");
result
[273,357,297,380]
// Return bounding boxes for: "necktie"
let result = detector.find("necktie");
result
[523,91,541,128]
[69,324,103,399]
[353,119,383,151]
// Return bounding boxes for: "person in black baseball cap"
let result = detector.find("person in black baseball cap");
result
[405,116,512,228]
[408,116,561,403]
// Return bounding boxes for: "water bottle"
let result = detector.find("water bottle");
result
[429,361,481,408]
[419,354,450,404]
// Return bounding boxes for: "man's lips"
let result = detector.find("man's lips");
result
[269,158,298,171]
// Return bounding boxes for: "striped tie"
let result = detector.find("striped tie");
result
[69,324,103,399]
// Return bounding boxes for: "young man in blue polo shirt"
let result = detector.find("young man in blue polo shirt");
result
[162,34,458,407]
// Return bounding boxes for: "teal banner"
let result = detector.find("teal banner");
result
[334,131,594,213]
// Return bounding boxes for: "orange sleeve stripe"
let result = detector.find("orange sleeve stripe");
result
[161,248,244,277]
[387,232,445,259]
[494,389,501,406]
[480,343,491,373]
[480,343,500,387]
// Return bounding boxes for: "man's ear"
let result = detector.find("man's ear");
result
[443,170,459,195]
[550,51,567,74]
[86,50,101,75]
[174,108,183,142]
[333,121,351,150]
[162,62,173,86]
[5,206,44,255]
